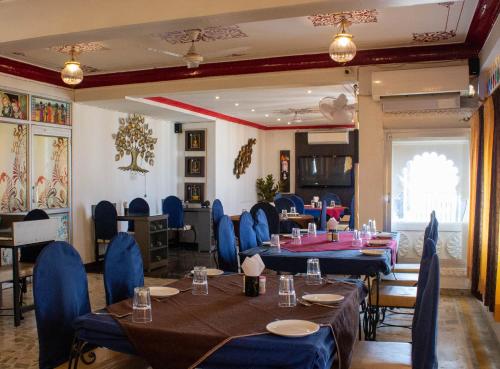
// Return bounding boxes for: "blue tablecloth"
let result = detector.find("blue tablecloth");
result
[74,313,335,369]
[240,246,392,276]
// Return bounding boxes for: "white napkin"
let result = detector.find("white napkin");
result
[327,217,339,231]
[242,254,265,277]
[313,196,320,202]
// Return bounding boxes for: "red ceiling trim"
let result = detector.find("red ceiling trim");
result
[465,0,500,51]
[0,56,66,87]
[146,96,352,131]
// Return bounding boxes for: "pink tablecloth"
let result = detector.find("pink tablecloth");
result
[280,232,398,264]
[303,205,346,220]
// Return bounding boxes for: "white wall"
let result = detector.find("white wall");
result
[261,130,296,193]
[72,104,178,262]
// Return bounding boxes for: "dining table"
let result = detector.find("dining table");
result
[230,214,315,236]
[304,205,346,221]
[73,274,366,369]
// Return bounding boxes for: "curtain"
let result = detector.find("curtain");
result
[468,110,480,278]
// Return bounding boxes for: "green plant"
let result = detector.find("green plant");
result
[256,174,282,202]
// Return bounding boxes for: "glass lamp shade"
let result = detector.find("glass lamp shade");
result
[329,33,356,63]
[61,60,83,85]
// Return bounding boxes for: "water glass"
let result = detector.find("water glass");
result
[192,266,208,295]
[330,200,336,207]
[290,206,297,214]
[270,234,281,248]
[352,230,362,247]
[361,224,369,239]
[132,287,152,323]
[281,209,288,220]
[307,222,317,236]
[278,275,297,307]
[306,258,322,285]
[292,227,301,239]
[370,220,377,234]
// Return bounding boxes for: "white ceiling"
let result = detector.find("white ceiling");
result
[2,1,477,73]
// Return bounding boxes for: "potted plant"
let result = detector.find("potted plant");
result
[256,174,282,202]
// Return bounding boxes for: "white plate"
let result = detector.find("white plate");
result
[288,212,300,216]
[360,249,386,256]
[266,320,320,337]
[302,294,344,305]
[375,232,393,239]
[368,239,390,246]
[190,268,224,277]
[149,286,180,298]
[262,241,285,246]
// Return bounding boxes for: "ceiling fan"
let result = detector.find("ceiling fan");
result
[318,94,356,123]
[274,108,318,124]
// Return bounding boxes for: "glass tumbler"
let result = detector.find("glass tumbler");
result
[132,287,152,323]
[290,206,297,214]
[306,258,322,285]
[307,222,317,236]
[192,266,208,295]
[281,209,288,220]
[292,227,301,239]
[352,230,362,247]
[270,234,281,248]
[330,200,336,207]
[278,275,297,307]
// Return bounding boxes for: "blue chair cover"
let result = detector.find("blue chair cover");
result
[348,196,355,230]
[20,209,50,263]
[319,200,327,231]
[212,199,224,241]
[429,212,439,244]
[217,216,238,272]
[94,201,118,241]
[273,193,283,201]
[127,197,150,232]
[321,193,342,206]
[239,211,258,252]
[34,242,91,369]
[253,209,271,244]
[104,232,144,305]
[275,197,294,213]
[412,253,440,369]
[288,194,305,214]
[250,202,280,235]
[162,196,184,229]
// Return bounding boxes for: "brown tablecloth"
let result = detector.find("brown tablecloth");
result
[230,214,315,235]
[108,274,361,369]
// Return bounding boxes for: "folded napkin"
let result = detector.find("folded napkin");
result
[241,254,265,276]
[327,217,339,231]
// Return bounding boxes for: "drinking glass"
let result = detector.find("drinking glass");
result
[281,209,288,220]
[330,200,336,207]
[132,287,152,323]
[292,227,301,239]
[367,220,373,236]
[361,224,368,239]
[192,266,208,295]
[290,206,297,214]
[278,275,296,307]
[371,220,377,234]
[270,234,281,248]
[307,222,317,236]
[352,230,362,247]
[310,200,316,208]
[306,258,322,285]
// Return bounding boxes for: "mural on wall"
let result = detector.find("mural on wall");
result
[0,124,27,212]
[0,89,28,120]
[34,136,69,209]
[280,150,291,192]
[233,138,257,179]
[112,114,157,173]
[31,96,71,125]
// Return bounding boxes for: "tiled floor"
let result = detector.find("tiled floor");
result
[1,276,499,369]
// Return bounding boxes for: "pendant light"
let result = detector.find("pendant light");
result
[61,46,84,85]
[329,19,357,64]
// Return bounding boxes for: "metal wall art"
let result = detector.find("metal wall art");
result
[233,138,256,179]
[112,114,157,173]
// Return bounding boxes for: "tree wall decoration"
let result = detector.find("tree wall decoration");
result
[233,138,257,178]
[112,114,157,173]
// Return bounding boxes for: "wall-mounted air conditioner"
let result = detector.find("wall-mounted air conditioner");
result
[381,93,460,113]
[307,131,349,144]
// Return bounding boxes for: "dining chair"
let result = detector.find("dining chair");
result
[104,232,144,305]
[162,195,196,246]
[212,199,224,242]
[93,201,118,262]
[127,197,150,232]
[238,211,258,252]
[318,200,327,231]
[33,241,91,369]
[351,253,440,369]
[250,202,280,235]
[253,209,271,244]
[288,194,305,214]
[217,215,238,273]
[321,192,342,206]
[274,197,294,213]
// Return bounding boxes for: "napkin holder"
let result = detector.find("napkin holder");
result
[242,254,265,297]
[244,276,260,297]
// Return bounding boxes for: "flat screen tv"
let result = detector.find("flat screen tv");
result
[297,155,353,187]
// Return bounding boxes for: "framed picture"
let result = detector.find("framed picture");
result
[0,89,28,120]
[31,96,71,126]
[185,182,204,203]
[280,150,290,192]
[185,130,205,151]
[185,156,205,177]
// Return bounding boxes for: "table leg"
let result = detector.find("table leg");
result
[12,247,21,327]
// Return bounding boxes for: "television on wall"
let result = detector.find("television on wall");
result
[297,155,353,187]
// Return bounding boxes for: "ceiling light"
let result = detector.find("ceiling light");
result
[291,112,302,124]
[251,108,255,112]
[215,96,220,100]
[265,114,269,117]
[277,118,281,121]
[287,121,291,125]
[234,103,239,106]
[307,90,312,94]
[329,19,357,64]
[61,46,83,85]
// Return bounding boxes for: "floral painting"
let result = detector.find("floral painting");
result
[31,96,71,125]
[0,123,28,212]
[34,136,69,209]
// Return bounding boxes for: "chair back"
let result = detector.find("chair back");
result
[274,197,294,213]
[319,200,327,231]
[253,209,271,244]
[321,192,342,206]
[288,194,305,214]
[429,211,439,244]
[412,253,440,369]
[212,199,224,241]
[94,200,118,241]
[104,232,144,305]
[34,242,91,369]
[217,215,238,272]
[413,238,437,329]
[273,193,283,201]
[238,211,258,252]
[162,196,184,229]
[20,209,50,263]
[250,202,280,235]
[128,197,150,232]
[348,196,355,230]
